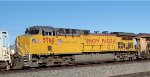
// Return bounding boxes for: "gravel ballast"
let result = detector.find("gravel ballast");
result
[1,61,150,77]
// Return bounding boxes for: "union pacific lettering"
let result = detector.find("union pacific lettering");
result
[86,39,116,44]
[86,39,100,44]
[102,39,116,43]
[43,38,55,44]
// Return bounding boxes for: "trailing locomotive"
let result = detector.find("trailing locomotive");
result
[0,31,11,70]
[135,33,150,59]
[1,26,150,70]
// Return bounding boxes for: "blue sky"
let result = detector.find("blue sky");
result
[0,1,150,45]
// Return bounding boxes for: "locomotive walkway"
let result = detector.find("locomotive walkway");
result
[0,60,150,77]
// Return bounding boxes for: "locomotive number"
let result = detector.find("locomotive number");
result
[43,38,55,44]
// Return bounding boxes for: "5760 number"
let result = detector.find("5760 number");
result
[43,38,55,44]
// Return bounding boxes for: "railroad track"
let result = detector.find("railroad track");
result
[0,60,150,75]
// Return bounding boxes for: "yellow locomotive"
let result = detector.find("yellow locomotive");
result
[11,26,138,69]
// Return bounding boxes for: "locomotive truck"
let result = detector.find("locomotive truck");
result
[1,26,150,70]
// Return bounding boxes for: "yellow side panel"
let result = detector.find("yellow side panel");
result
[17,34,136,56]
[17,35,31,55]
[30,35,82,54]
[82,35,118,52]
[52,36,82,54]
[84,46,92,51]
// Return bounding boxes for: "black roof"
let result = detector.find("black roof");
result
[28,26,55,32]
[110,32,136,36]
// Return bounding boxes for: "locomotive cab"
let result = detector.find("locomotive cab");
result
[25,26,56,36]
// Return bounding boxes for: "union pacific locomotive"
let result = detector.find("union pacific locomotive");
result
[1,26,150,70]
